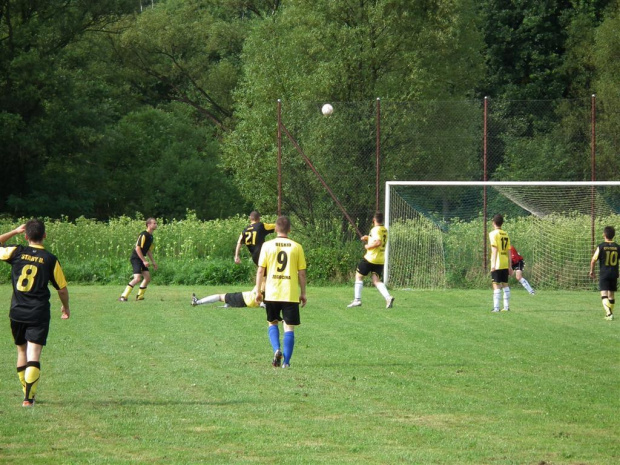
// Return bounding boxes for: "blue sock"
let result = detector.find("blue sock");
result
[268,325,280,352]
[283,331,295,365]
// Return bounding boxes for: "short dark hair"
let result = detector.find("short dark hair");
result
[25,218,45,242]
[250,211,260,222]
[275,216,291,234]
[374,211,384,224]
[604,226,615,240]
[492,214,504,227]
[146,217,157,227]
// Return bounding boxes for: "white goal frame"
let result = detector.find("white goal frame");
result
[384,180,620,287]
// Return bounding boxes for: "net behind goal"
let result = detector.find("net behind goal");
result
[385,181,620,290]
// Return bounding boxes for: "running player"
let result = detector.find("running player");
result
[256,216,307,368]
[489,214,511,312]
[589,226,619,320]
[119,218,158,302]
[234,211,276,266]
[0,219,71,407]
[347,211,394,309]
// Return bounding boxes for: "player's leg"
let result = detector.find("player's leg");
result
[607,290,615,319]
[516,267,535,295]
[281,303,301,368]
[502,282,511,311]
[24,342,43,405]
[192,293,225,306]
[16,343,27,399]
[348,261,367,307]
[491,270,502,312]
[266,303,283,366]
[120,258,144,301]
[136,270,151,300]
[372,271,394,308]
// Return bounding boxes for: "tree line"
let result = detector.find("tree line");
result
[2,0,619,222]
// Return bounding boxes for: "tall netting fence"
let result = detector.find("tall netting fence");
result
[276,97,620,288]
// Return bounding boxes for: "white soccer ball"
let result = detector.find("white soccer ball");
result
[322,103,333,116]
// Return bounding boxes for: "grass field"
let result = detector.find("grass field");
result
[0,285,618,464]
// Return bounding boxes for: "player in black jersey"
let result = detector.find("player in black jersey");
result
[234,211,276,266]
[119,218,158,302]
[0,219,71,407]
[590,226,619,321]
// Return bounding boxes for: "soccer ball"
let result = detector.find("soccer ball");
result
[322,104,333,116]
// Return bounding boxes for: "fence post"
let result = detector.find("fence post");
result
[483,96,489,272]
[376,98,381,213]
[277,99,282,216]
[591,94,596,250]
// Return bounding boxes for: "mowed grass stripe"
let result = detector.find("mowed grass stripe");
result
[0,285,618,464]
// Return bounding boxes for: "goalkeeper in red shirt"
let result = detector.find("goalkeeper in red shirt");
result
[510,245,535,295]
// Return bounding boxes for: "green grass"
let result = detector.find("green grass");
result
[0,285,618,464]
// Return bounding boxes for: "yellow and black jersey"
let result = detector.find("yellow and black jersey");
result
[489,228,511,270]
[592,241,620,280]
[364,225,388,265]
[239,222,276,256]
[131,230,154,259]
[0,244,67,324]
[258,237,306,303]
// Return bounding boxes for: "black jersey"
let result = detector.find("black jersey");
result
[239,222,276,256]
[0,244,67,323]
[593,241,620,280]
[130,230,154,259]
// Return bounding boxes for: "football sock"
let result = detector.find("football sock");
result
[609,299,615,314]
[493,289,501,310]
[17,365,27,396]
[503,287,511,309]
[283,331,295,365]
[519,278,534,293]
[353,281,363,301]
[602,296,610,315]
[197,294,220,305]
[603,297,614,315]
[268,325,280,352]
[137,286,147,300]
[121,284,134,299]
[375,282,391,300]
[24,361,41,402]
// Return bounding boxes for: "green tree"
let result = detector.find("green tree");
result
[224,0,484,228]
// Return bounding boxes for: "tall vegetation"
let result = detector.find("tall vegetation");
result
[1,0,620,221]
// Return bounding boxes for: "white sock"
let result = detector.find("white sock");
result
[197,294,220,305]
[493,289,501,310]
[375,282,391,300]
[519,278,534,293]
[503,287,511,309]
[353,281,363,301]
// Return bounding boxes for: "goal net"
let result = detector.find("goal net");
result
[385,181,620,290]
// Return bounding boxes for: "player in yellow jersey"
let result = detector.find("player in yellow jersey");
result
[191,287,261,308]
[0,219,71,407]
[347,212,394,309]
[256,216,307,368]
[489,214,511,312]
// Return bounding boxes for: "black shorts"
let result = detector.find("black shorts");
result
[512,260,525,271]
[265,301,300,326]
[491,269,509,284]
[130,257,148,274]
[599,277,618,292]
[11,320,50,346]
[251,249,261,266]
[225,292,247,308]
[356,258,384,278]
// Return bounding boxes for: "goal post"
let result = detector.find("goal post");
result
[384,181,620,290]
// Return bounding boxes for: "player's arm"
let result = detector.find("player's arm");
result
[490,246,498,272]
[298,269,307,307]
[146,249,158,270]
[58,286,70,319]
[365,237,381,250]
[255,266,266,303]
[0,224,25,245]
[234,234,243,264]
[265,223,276,232]
[589,248,600,278]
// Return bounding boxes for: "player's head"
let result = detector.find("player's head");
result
[146,217,158,230]
[249,211,260,222]
[25,218,46,243]
[492,214,504,227]
[603,226,615,240]
[275,216,291,234]
[373,211,384,225]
